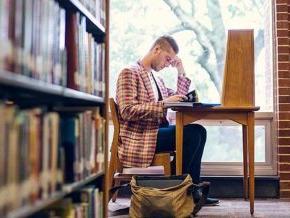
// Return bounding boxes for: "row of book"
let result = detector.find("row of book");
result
[61,109,105,183]
[32,186,103,218]
[78,0,106,26]
[0,102,105,216]
[66,11,106,97]
[0,0,106,97]
[0,0,67,86]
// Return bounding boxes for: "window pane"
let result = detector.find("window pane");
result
[202,125,266,162]
[110,0,273,166]
[110,0,273,111]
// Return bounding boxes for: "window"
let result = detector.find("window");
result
[110,0,275,175]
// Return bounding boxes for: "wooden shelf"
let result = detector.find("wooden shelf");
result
[0,70,63,96]
[63,171,105,193]
[53,106,104,112]
[6,172,105,218]
[63,88,104,104]
[59,0,105,41]
[6,192,66,218]
[0,70,104,105]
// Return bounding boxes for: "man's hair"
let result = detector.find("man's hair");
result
[151,35,179,54]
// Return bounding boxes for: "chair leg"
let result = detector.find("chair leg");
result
[108,152,120,202]
[108,159,116,191]
[152,153,171,176]
[163,156,171,176]
[112,179,120,202]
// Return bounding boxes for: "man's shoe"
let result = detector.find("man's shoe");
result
[205,197,220,206]
[192,182,220,206]
[194,194,220,206]
[192,182,210,216]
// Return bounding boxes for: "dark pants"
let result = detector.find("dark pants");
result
[155,124,206,184]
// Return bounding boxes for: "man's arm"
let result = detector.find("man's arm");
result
[176,74,191,95]
[160,57,191,96]
[116,68,165,122]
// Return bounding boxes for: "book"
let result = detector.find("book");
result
[60,115,77,183]
[164,101,220,108]
[122,166,165,175]
[183,89,199,102]
[164,89,220,108]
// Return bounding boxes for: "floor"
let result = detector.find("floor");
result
[108,198,290,218]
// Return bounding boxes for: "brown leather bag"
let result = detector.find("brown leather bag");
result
[129,174,208,218]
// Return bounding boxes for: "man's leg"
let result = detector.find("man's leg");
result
[155,124,206,183]
[182,124,206,184]
[156,124,219,206]
[155,125,176,153]
[182,124,219,206]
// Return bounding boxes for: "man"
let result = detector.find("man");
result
[116,35,219,205]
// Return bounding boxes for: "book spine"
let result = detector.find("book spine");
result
[66,11,79,90]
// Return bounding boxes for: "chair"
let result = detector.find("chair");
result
[108,98,172,202]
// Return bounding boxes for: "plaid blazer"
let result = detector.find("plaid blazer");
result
[116,62,191,167]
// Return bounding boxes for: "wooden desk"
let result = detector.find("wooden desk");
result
[174,106,260,214]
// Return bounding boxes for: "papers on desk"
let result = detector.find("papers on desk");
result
[164,102,221,108]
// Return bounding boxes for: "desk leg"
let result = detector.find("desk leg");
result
[248,112,255,214]
[176,112,183,175]
[242,125,248,200]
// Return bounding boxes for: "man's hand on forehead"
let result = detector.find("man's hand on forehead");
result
[170,56,182,68]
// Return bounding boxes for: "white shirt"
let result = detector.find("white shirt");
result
[148,72,159,101]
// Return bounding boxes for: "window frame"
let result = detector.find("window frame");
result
[198,112,277,176]
[109,0,276,176]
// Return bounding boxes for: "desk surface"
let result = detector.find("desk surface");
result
[172,106,260,112]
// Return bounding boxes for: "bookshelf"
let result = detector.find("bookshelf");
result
[7,172,105,218]
[0,0,109,217]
